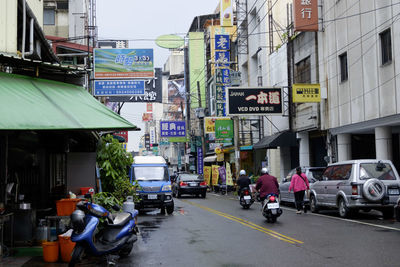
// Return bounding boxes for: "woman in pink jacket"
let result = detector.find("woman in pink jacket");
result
[289,167,310,214]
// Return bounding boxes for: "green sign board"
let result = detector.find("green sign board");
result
[215,120,233,139]
[169,136,188,143]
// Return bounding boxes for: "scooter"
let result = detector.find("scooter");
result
[239,187,254,209]
[69,198,139,267]
[262,194,282,223]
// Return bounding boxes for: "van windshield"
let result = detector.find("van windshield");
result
[133,166,169,181]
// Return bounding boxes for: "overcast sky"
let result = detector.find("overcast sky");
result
[97,0,220,151]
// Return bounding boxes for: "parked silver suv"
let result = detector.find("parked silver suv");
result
[309,159,400,218]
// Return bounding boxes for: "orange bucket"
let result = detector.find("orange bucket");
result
[58,234,76,262]
[42,241,59,263]
[56,198,82,216]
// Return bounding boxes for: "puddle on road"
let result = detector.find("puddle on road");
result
[138,213,168,243]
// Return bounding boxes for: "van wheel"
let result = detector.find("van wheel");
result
[338,198,350,218]
[166,204,174,214]
[310,195,319,213]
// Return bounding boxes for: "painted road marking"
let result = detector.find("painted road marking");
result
[183,200,303,245]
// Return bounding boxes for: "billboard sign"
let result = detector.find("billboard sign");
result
[94,80,145,96]
[107,68,163,103]
[215,119,233,139]
[94,48,154,79]
[220,0,233,27]
[292,83,321,103]
[204,117,231,134]
[227,87,282,115]
[160,121,186,137]
[293,0,319,32]
[166,79,185,120]
[215,34,230,50]
[142,113,153,121]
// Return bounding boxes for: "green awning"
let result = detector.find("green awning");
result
[0,72,138,130]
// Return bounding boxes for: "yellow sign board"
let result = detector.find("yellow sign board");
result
[292,84,321,103]
[220,0,233,27]
[211,165,220,185]
[204,117,231,134]
[203,166,211,185]
[226,162,233,186]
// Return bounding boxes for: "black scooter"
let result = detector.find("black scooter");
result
[239,187,254,209]
[261,194,282,223]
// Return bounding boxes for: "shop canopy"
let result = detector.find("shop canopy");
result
[253,131,297,150]
[0,72,138,131]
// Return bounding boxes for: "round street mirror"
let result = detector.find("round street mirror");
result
[155,34,184,49]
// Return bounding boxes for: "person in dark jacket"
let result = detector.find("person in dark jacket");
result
[236,169,251,195]
[255,167,279,202]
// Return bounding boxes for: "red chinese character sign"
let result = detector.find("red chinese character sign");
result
[293,0,319,32]
[226,87,282,115]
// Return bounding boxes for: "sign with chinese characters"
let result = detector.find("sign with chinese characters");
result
[215,34,230,50]
[215,51,230,68]
[94,80,145,96]
[293,0,319,32]
[149,127,156,144]
[218,166,227,184]
[204,117,231,134]
[292,83,321,103]
[197,147,203,175]
[211,165,220,185]
[144,134,150,150]
[160,121,186,137]
[146,103,153,112]
[227,87,283,115]
[94,48,154,79]
[215,119,234,139]
[225,162,233,186]
[203,166,211,185]
[220,0,233,27]
[142,113,153,121]
[114,131,128,142]
[108,68,163,103]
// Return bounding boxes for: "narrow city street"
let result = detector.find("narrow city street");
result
[119,193,400,267]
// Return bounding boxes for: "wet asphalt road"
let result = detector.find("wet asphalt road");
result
[117,192,400,267]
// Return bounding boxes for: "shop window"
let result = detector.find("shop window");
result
[380,28,392,65]
[339,52,348,82]
[57,1,68,9]
[295,56,311,83]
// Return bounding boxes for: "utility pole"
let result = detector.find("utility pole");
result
[233,116,240,179]
[197,81,206,175]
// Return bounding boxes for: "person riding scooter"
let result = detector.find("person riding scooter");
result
[255,167,280,204]
[236,169,251,196]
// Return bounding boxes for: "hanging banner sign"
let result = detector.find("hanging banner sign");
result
[220,0,233,27]
[293,0,319,32]
[226,162,233,186]
[160,121,186,137]
[204,117,231,134]
[227,87,282,115]
[292,83,321,103]
[149,127,156,144]
[215,34,230,50]
[211,165,220,185]
[203,166,212,185]
[197,147,203,175]
[218,166,227,184]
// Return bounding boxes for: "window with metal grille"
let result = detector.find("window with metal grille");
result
[339,52,348,82]
[43,8,55,25]
[380,28,392,65]
[295,56,311,83]
[57,1,68,9]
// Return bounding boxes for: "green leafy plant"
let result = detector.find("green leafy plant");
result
[96,134,139,203]
[92,192,122,211]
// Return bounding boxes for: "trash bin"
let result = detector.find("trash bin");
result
[42,241,59,262]
[58,230,76,262]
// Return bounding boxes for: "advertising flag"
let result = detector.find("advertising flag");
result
[226,162,233,186]
[204,166,212,185]
[220,0,233,27]
[211,165,220,185]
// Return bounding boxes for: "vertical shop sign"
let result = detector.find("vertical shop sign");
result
[220,0,233,27]
[197,147,203,175]
[144,134,150,150]
[211,165,220,185]
[293,0,319,32]
[218,166,227,184]
[149,127,156,144]
[203,166,212,185]
[226,162,233,186]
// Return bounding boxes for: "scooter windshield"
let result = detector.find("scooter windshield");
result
[134,166,169,181]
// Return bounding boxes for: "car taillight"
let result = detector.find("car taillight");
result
[180,182,188,186]
[200,182,207,186]
[352,185,358,195]
[244,190,249,195]
[269,196,276,202]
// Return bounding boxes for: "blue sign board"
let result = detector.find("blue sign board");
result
[94,80,145,96]
[197,146,203,175]
[160,121,186,137]
[215,51,230,67]
[215,34,230,50]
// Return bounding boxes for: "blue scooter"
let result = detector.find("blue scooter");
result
[69,198,138,267]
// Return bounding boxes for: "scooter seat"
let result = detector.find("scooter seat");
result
[109,212,132,227]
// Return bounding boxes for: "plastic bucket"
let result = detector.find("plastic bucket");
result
[42,241,59,263]
[58,235,76,262]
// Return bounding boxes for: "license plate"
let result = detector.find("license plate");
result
[148,194,157,199]
[244,196,251,200]
[267,203,279,209]
[388,188,399,195]
[189,183,197,187]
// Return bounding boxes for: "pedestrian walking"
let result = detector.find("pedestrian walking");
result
[289,167,310,214]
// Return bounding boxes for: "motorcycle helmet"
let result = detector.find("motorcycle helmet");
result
[71,209,86,233]
[261,167,269,174]
[239,169,246,176]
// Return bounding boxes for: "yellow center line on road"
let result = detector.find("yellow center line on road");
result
[183,200,303,245]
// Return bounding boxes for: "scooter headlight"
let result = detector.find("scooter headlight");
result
[71,210,86,233]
